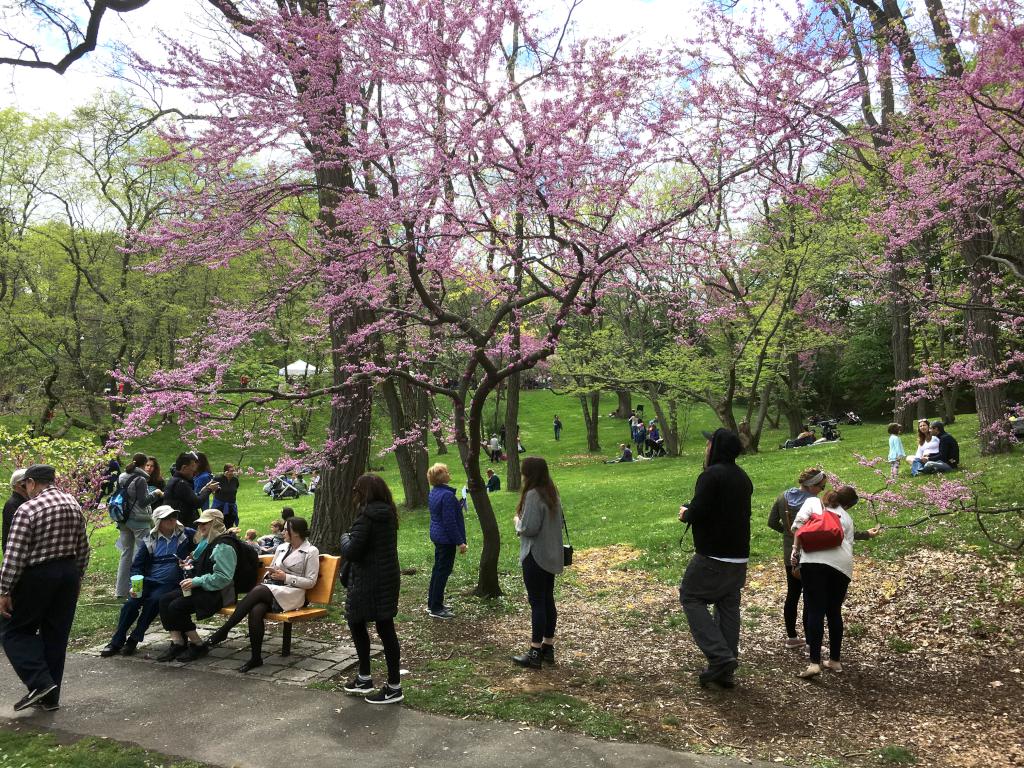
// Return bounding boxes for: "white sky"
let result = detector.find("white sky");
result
[0,0,703,117]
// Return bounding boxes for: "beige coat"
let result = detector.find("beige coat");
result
[265,539,320,612]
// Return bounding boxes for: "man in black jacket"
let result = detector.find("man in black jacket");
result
[678,428,753,688]
[919,421,959,474]
[164,453,218,528]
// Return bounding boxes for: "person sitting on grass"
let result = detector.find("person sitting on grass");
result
[486,468,501,493]
[99,506,195,658]
[605,443,633,464]
[257,520,285,554]
[914,421,960,475]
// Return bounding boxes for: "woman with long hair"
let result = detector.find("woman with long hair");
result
[791,486,880,678]
[340,474,403,704]
[767,467,827,650]
[207,517,319,672]
[145,456,165,491]
[193,452,213,509]
[511,456,564,669]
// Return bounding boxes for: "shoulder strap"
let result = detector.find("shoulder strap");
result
[561,510,571,545]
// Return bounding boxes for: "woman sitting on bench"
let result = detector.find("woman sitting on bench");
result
[207,517,320,672]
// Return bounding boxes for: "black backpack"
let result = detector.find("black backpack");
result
[215,534,261,593]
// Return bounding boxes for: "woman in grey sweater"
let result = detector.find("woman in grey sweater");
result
[512,457,564,669]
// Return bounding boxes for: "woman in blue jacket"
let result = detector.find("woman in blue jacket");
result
[426,463,467,620]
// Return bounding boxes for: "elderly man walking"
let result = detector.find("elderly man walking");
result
[0,464,90,712]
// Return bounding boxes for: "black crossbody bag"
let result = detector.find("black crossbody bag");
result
[562,514,573,567]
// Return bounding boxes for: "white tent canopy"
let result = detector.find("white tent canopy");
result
[278,359,318,377]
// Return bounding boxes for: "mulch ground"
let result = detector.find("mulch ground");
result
[402,546,1024,768]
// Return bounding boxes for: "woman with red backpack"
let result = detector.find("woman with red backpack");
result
[791,485,880,679]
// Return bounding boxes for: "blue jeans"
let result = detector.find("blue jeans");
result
[910,458,925,476]
[211,499,239,528]
[110,580,177,647]
[428,543,457,611]
[919,461,953,475]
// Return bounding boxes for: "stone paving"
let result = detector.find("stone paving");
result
[83,624,380,686]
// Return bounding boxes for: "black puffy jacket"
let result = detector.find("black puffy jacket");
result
[340,501,401,622]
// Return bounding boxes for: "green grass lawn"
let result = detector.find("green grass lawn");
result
[68,390,1021,649]
[0,728,210,768]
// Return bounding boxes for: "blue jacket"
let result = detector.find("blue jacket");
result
[132,525,196,586]
[428,484,467,546]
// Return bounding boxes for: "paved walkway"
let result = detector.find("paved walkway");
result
[0,653,770,768]
[81,625,378,686]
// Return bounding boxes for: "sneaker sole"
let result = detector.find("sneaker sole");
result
[364,694,403,705]
[427,613,454,620]
[14,684,58,711]
[343,686,373,694]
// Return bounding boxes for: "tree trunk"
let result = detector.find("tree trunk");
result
[426,394,448,454]
[941,385,958,425]
[962,232,1009,454]
[781,354,803,438]
[456,389,502,598]
[504,370,522,491]
[380,377,429,509]
[614,389,632,418]
[310,317,373,554]
[889,252,915,431]
[579,390,601,452]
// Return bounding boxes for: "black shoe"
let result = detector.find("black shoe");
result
[99,644,122,658]
[32,690,59,712]
[699,659,739,687]
[155,642,187,662]
[206,629,228,648]
[237,658,263,673]
[13,684,58,712]
[122,639,139,656]
[541,644,555,665]
[343,675,374,694]
[364,684,403,705]
[512,647,542,669]
[178,642,210,662]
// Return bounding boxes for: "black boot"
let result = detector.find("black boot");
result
[541,644,555,665]
[512,647,542,669]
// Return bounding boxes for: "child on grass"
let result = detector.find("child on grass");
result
[887,423,905,479]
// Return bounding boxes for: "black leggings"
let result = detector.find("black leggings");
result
[800,563,850,664]
[216,585,277,660]
[783,560,803,638]
[348,619,401,686]
[522,553,557,644]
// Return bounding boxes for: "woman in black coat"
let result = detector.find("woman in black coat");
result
[340,473,403,705]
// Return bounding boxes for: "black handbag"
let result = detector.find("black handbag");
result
[339,560,351,588]
[562,515,573,567]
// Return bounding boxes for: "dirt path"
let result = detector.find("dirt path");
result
[403,547,1024,767]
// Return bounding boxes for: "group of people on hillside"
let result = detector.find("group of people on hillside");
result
[678,429,881,686]
[0,412,963,714]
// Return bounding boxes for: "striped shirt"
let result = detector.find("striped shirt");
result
[0,486,90,595]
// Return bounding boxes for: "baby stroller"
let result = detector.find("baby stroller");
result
[816,419,841,442]
[264,476,304,500]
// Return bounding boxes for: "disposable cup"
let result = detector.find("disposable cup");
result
[130,575,144,593]
[182,586,192,597]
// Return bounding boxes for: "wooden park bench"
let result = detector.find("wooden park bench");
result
[218,554,341,656]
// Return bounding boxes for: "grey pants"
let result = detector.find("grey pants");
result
[115,527,145,598]
[678,554,747,668]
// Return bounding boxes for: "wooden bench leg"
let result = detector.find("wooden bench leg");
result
[282,622,292,657]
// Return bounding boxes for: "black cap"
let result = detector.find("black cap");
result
[930,420,944,429]
[701,430,716,441]
[23,464,56,483]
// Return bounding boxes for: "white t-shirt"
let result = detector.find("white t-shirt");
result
[915,436,940,460]
[791,497,855,579]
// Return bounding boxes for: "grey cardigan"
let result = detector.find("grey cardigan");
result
[516,489,564,575]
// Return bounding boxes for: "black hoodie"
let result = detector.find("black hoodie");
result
[683,429,753,559]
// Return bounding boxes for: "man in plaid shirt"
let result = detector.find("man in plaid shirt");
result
[0,464,90,712]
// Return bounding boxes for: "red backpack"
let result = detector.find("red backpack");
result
[795,507,844,552]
